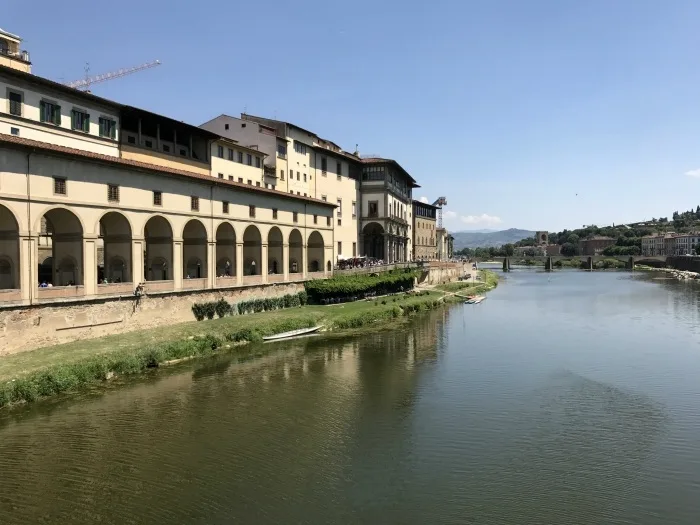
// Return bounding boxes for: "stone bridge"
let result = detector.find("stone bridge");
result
[479,255,667,271]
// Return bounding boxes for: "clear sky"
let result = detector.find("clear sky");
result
[7,0,700,232]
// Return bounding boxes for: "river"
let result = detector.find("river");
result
[1,269,700,524]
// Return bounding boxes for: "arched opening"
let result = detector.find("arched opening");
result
[144,216,173,281]
[243,225,262,275]
[183,220,208,279]
[326,260,332,272]
[40,208,84,286]
[267,227,283,275]
[362,222,385,260]
[99,211,132,283]
[289,229,303,276]
[307,231,324,273]
[216,222,236,278]
[0,205,19,290]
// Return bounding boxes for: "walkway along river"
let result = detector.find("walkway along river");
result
[1,269,700,524]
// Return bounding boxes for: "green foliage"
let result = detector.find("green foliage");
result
[193,292,307,320]
[602,245,640,256]
[561,242,578,256]
[503,243,515,256]
[304,269,417,304]
[215,298,232,318]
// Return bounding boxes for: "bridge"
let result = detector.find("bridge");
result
[478,255,668,271]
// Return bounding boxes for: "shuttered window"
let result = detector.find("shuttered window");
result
[40,101,61,125]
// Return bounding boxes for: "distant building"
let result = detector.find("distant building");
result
[641,233,676,256]
[412,200,438,260]
[545,244,561,256]
[673,233,700,255]
[578,236,616,256]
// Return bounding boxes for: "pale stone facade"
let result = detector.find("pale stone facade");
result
[412,200,438,260]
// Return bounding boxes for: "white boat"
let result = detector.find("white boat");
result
[465,296,486,304]
[262,325,323,341]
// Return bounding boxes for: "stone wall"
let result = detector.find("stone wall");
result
[421,262,467,285]
[667,256,700,273]
[0,282,304,356]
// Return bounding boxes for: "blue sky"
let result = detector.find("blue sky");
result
[8,0,700,232]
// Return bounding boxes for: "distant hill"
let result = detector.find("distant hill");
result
[451,228,535,250]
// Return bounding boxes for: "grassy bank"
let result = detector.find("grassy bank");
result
[0,271,498,409]
[436,270,500,295]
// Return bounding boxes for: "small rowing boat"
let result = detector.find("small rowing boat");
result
[465,295,486,304]
[262,325,323,341]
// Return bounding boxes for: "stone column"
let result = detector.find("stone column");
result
[283,243,289,281]
[302,244,307,279]
[83,236,97,296]
[208,240,216,288]
[261,244,268,283]
[236,242,243,285]
[20,235,36,303]
[384,235,391,263]
[131,237,144,286]
[588,257,593,271]
[173,239,183,290]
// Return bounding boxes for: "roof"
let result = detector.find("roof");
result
[412,199,440,209]
[241,113,318,140]
[0,28,21,41]
[0,133,335,208]
[361,157,419,187]
[121,106,220,140]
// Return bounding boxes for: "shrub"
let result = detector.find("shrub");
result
[381,299,387,305]
[304,269,418,304]
[215,298,232,318]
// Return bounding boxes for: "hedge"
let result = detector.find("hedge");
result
[304,269,418,304]
[191,291,308,321]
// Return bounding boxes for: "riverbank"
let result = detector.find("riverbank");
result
[0,271,499,408]
[636,265,700,280]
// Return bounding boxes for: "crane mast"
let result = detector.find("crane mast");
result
[432,197,447,228]
[63,60,161,90]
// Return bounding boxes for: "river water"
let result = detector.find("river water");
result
[1,270,700,524]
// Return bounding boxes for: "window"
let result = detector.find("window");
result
[8,91,22,116]
[337,162,342,179]
[247,179,252,185]
[95,117,116,139]
[280,169,285,180]
[108,184,119,202]
[297,191,301,195]
[162,144,170,153]
[294,142,307,155]
[222,201,229,214]
[127,135,136,144]
[277,144,287,158]
[238,177,243,183]
[314,215,318,224]
[256,182,261,187]
[338,242,342,255]
[337,218,342,226]
[153,191,162,206]
[225,123,229,130]
[303,192,306,196]
[217,145,224,158]
[303,173,307,182]
[228,148,234,161]
[145,140,153,148]
[297,171,300,181]
[40,100,61,125]
[191,196,199,211]
[369,201,379,217]
[255,156,261,168]
[53,177,66,195]
[228,175,233,181]
[337,198,342,217]
[352,242,357,257]
[238,151,244,163]
[321,195,327,202]
[246,154,252,166]
[249,205,256,218]
[71,109,90,132]
[218,173,224,179]
[180,148,187,156]
[321,157,327,174]
[10,127,19,136]
[272,208,278,219]
[326,216,331,227]
[352,201,357,217]
[293,212,299,223]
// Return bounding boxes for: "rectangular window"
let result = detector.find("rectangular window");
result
[255,156,261,168]
[228,148,234,161]
[337,162,342,179]
[314,215,318,224]
[297,171,300,181]
[153,191,162,206]
[369,201,378,217]
[327,216,331,227]
[293,212,299,223]
[338,242,342,255]
[321,195,327,202]
[247,180,252,185]
[238,177,243,183]
[222,201,229,214]
[337,218,342,226]
[127,135,136,144]
[217,145,224,158]
[277,144,287,158]
[108,184,119,202]
[228,175,233,181]
[246,154,252,166]
[218,173,224,179]
[352,201,357,217]
[337,198,342,217]
[10,127,19,136]
[272,208,278,219]
[191,196,199,211]
[256,182,261,187]
[294,142,307,155]
[40,100,61,125]
[238,151,244,163]
[98,117,116,139]
[280,169,285,180]
[71,109,90,132]
[353,242,357,257]
[321,157,327,173]
[303,173,307,182]
[53,177,66,195]
[8,91,22,116]
[249,205,256,218]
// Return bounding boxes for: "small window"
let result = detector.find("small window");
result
[296,171,300,181]
[238,177,243,183]
[98,117,116,139]
[303,173,307,182]
[8,91,22,116]
[71,109,90,132]
[217,145,224,158]
[225,123,229,130]
[290,190,294,194]
[180,148,187,156]
[246,154,252,166]
[228,175,233,181]
[314,215,318,224]
[303,193,307,197]
[162,144,170,153]
[108,184,120,202]
[326,216,331,227]
[127,135,136,144]
[256,182,261,187]
[238,151,243,163]
[191,196,199,211]
[153,191,162,206]
[249,205,256,218]
[337,218,342,226]
[352,242,357,257]
[321,195,327,202]
[352,201,357,217]
[247,179,252,185]
[10,127,19,136]
[272,208,278,219]
[40,100,61,125]
[53,177,66,195]
[223,201,229,214]
[228,148,234,161]
[297,191,301,195]
[338,242,342,255]
[145,140,153,148]
[337,199,342,217]
[280,169,285,180]
[255,156,261,168]
[321,157,327,173]
[293,212,299,223]
[337,162,342,179]
[218,173,224,179]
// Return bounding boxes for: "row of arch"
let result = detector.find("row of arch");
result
[0,204,328,289]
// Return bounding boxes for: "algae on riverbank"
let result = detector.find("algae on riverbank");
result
[0,271,499,408]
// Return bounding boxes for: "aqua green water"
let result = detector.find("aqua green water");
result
[1,270,699,524]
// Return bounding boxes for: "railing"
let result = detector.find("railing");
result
[216,276,237,288]
[97,282,134,295]
[242,275,262,286]
[182,278,207,290]
[144,280,174,293]
[264,165,277,177]
[37,286,85,300]
[268,273,285,283]
[0,289,22,304]
[288,272,303,281]
[0,48,30,62]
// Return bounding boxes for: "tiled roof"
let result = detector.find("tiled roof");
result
[0,133,335,208]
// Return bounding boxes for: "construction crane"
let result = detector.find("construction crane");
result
[63,60,161,91]
[433,197,447,228]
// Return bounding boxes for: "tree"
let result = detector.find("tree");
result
[525,248,537,257]
[561,242,577,256]
[503,243,515,257]
[567,233,580,245]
